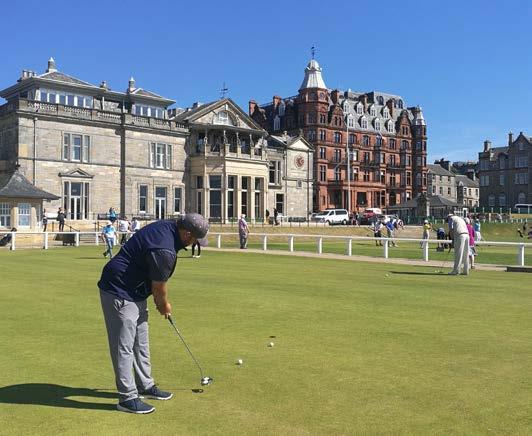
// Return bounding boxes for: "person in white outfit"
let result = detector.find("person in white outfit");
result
[447,213,469,275]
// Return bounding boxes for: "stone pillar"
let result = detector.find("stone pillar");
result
[235,176,241,218]
[249,176,255,220]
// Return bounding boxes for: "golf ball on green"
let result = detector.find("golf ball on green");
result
[237,359,243,365]
[268,342,274,347]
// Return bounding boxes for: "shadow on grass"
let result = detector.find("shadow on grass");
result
[390,271,445,276]
[0,383,116,411]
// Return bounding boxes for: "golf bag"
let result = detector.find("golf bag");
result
[0,234,12,247]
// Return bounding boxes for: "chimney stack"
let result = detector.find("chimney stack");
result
[272,95,281,108]
[128,77,136,93]
[483,140,491,152]
[508,131,513,145]
[248,100,257,116]
[331,89,340,105]
[46,57,57,73]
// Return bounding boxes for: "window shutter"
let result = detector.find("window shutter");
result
[166,144,172,169]
[150,143,155,168]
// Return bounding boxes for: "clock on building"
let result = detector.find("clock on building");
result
[295,154,305,169]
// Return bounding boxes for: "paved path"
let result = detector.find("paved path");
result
[208,247,506,272]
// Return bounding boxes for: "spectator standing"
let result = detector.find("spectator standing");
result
[465,217,477,269]
[109,207,117,224]
[265,209,270,224]
[447,213,470,276]
[191,240,201,258]
[473,218,482,242]
[97,214,209,414]
[57,208,66,232]
[42,209,48,232]
[238,214,249,249]
[101,220,117,259]
[273,208,279,226]
[420,219,432,248]
[372,220,384,246]
[131,217,141,233]
[118,217,130,244]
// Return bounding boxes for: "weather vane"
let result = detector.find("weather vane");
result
[220,82,229,99]
[311,45,316,59]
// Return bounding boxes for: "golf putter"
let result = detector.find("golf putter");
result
[167,316,213,388]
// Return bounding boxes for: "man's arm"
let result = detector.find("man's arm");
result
[152,281,172,318]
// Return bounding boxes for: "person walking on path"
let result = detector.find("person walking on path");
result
[238,214,249,249]
[42,209,48,232]
[447,213,470,276]
[57,207,66,232]
[118,216,130,245]
[101,221,117,258]
[98,214,209,414]
[420,219,432,248]
[273,208,279,226]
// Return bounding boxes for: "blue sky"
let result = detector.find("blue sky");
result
[1,0,531,163]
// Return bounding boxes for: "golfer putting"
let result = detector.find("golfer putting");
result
[98,213,209,414]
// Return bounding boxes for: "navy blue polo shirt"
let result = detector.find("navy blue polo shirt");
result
[98,220,185,302]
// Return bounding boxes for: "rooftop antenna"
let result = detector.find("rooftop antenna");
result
[311,45,316,59]
[220,82,229,99]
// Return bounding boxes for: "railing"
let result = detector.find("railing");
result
[2,231,530,267]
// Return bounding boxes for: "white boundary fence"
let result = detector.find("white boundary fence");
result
[2,231,531,267]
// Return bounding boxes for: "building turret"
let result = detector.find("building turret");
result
[299,59,327,90]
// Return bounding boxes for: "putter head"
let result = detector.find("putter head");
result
[200,376,213,386]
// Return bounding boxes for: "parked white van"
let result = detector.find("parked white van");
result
[311,208,349,225]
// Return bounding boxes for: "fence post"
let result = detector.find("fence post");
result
[216,234,222,249]
[95,232,100,246]
[383,239,389,259]
[262,235,268,251]
[346,238,352,256]
[75,232,80,247]
[43,233,48,250]
[518,244,525,267]
[288,235,294,252]
[317,237,322,254]
[423,241,429,262]
[10,232,15,251]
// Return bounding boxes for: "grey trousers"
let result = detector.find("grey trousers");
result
[239,233,248,249]
[99,289,155,402]
[452,233,470,275]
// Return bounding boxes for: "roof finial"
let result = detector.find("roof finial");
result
[220,82,229,99]
[311,45,316,60]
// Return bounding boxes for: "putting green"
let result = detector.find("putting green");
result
[0,247,530,434]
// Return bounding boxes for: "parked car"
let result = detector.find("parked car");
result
[361,208,382,224]
[311,208,349,225]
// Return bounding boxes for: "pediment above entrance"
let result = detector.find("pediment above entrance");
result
[58,168,94,179]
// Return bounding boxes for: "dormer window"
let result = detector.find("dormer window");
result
[360,117,368,129]
[377,96,384,105]
[374,118,381,131]
[382,108,390,119]
[278,101,285,116]
[369,105,376,116]
[343,101,350,112]
[387,120,395,133]
[273,115,280,131]
[397,99,404,109]
[356,103,363,115]
[215,110,234,125]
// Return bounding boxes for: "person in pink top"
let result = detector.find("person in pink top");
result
[238,214,249,249]
[465,217,476,269]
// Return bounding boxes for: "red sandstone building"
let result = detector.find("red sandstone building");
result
[249,57,427,213]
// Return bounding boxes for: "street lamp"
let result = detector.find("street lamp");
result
[345,113,353,213]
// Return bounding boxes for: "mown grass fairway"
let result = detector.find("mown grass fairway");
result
[1,246,531,435]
